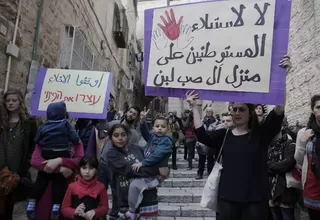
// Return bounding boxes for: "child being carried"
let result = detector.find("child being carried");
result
[26,101,80,220]
[121,109,172,220]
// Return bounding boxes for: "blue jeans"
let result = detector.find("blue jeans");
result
[270,206,295,220]
[98,162,109,190]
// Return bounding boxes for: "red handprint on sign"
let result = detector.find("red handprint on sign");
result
[157,8,183,41]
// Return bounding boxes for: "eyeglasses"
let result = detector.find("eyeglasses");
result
[232,107,246,113]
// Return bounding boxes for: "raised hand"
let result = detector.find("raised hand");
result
[279,55,292,74]
[140,107,150,121]
[157,8,183,41]
[177,22,194,49]
[186,90,199,107]
[152,28,168,50]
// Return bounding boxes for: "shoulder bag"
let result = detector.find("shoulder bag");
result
[200,129,228,211]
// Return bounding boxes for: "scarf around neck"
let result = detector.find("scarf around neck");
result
[75,176,101,199]
[309,120,320,179]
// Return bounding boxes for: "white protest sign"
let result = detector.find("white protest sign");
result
[32,68,112,119]
[146,0,275,93]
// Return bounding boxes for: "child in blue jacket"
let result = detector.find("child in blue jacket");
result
[120,113,172,220]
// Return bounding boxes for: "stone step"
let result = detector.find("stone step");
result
[102,200,215,218]
[175,161,199,169]
[160,178,207,188]
[169,170,209,178]
[158,202,216,217]
[158,187,204,203]
[159,218,216,220]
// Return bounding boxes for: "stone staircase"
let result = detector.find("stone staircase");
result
[13,149,216,220]
[157,149,216,220]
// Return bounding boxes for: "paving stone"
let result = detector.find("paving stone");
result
[158,217,175,220]
[161,178,207,188]
[181,204,216,217]
[158,203,181,217]
[176,161,199,169]
[170,170,208,178]
[176,217,205,220]
[158,188,203,203]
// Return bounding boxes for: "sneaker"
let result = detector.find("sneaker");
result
[119,211,136,220]
[26,200,36,220]
[51,204,60,220]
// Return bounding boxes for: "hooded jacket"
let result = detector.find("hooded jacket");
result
[106,144,159,211]
[35,101,80,159]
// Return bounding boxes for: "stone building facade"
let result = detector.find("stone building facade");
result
[286,0,320,127]
[0,0,144,111]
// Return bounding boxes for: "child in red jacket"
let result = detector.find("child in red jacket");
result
[61,156,108,220]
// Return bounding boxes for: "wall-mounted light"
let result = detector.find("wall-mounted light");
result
[135,52,143,62]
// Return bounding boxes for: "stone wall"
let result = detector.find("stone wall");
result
[286,0,320,126]
[0,0,140,110]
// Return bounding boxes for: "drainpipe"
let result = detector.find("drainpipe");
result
[25,0,45,110]
[4,0,22,92]
[31,0,45,60]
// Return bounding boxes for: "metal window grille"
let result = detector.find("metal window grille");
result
[59,25,94,70]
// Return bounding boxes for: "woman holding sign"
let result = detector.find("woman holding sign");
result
[187,57,290,220]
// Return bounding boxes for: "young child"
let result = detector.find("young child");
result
[26,101,80,220]
[121,113,172,220]
[61,155,109,220]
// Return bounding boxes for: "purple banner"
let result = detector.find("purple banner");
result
[31,68,112,119]
[144,0,291,105]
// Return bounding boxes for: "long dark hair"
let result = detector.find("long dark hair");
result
[307,95,320,128]
[79,155,99,169]
[108,123,130,139]
[245,103,259,130]
[230,103,259,130]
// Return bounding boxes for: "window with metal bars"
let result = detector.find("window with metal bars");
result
[59,25,95,70]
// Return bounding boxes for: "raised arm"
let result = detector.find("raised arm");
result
[274,55,291,115]
[139,108,152,142]
[140,121,152,142]
[260,109,284,144]
[185,91,202,129]
[186,91,226,147]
